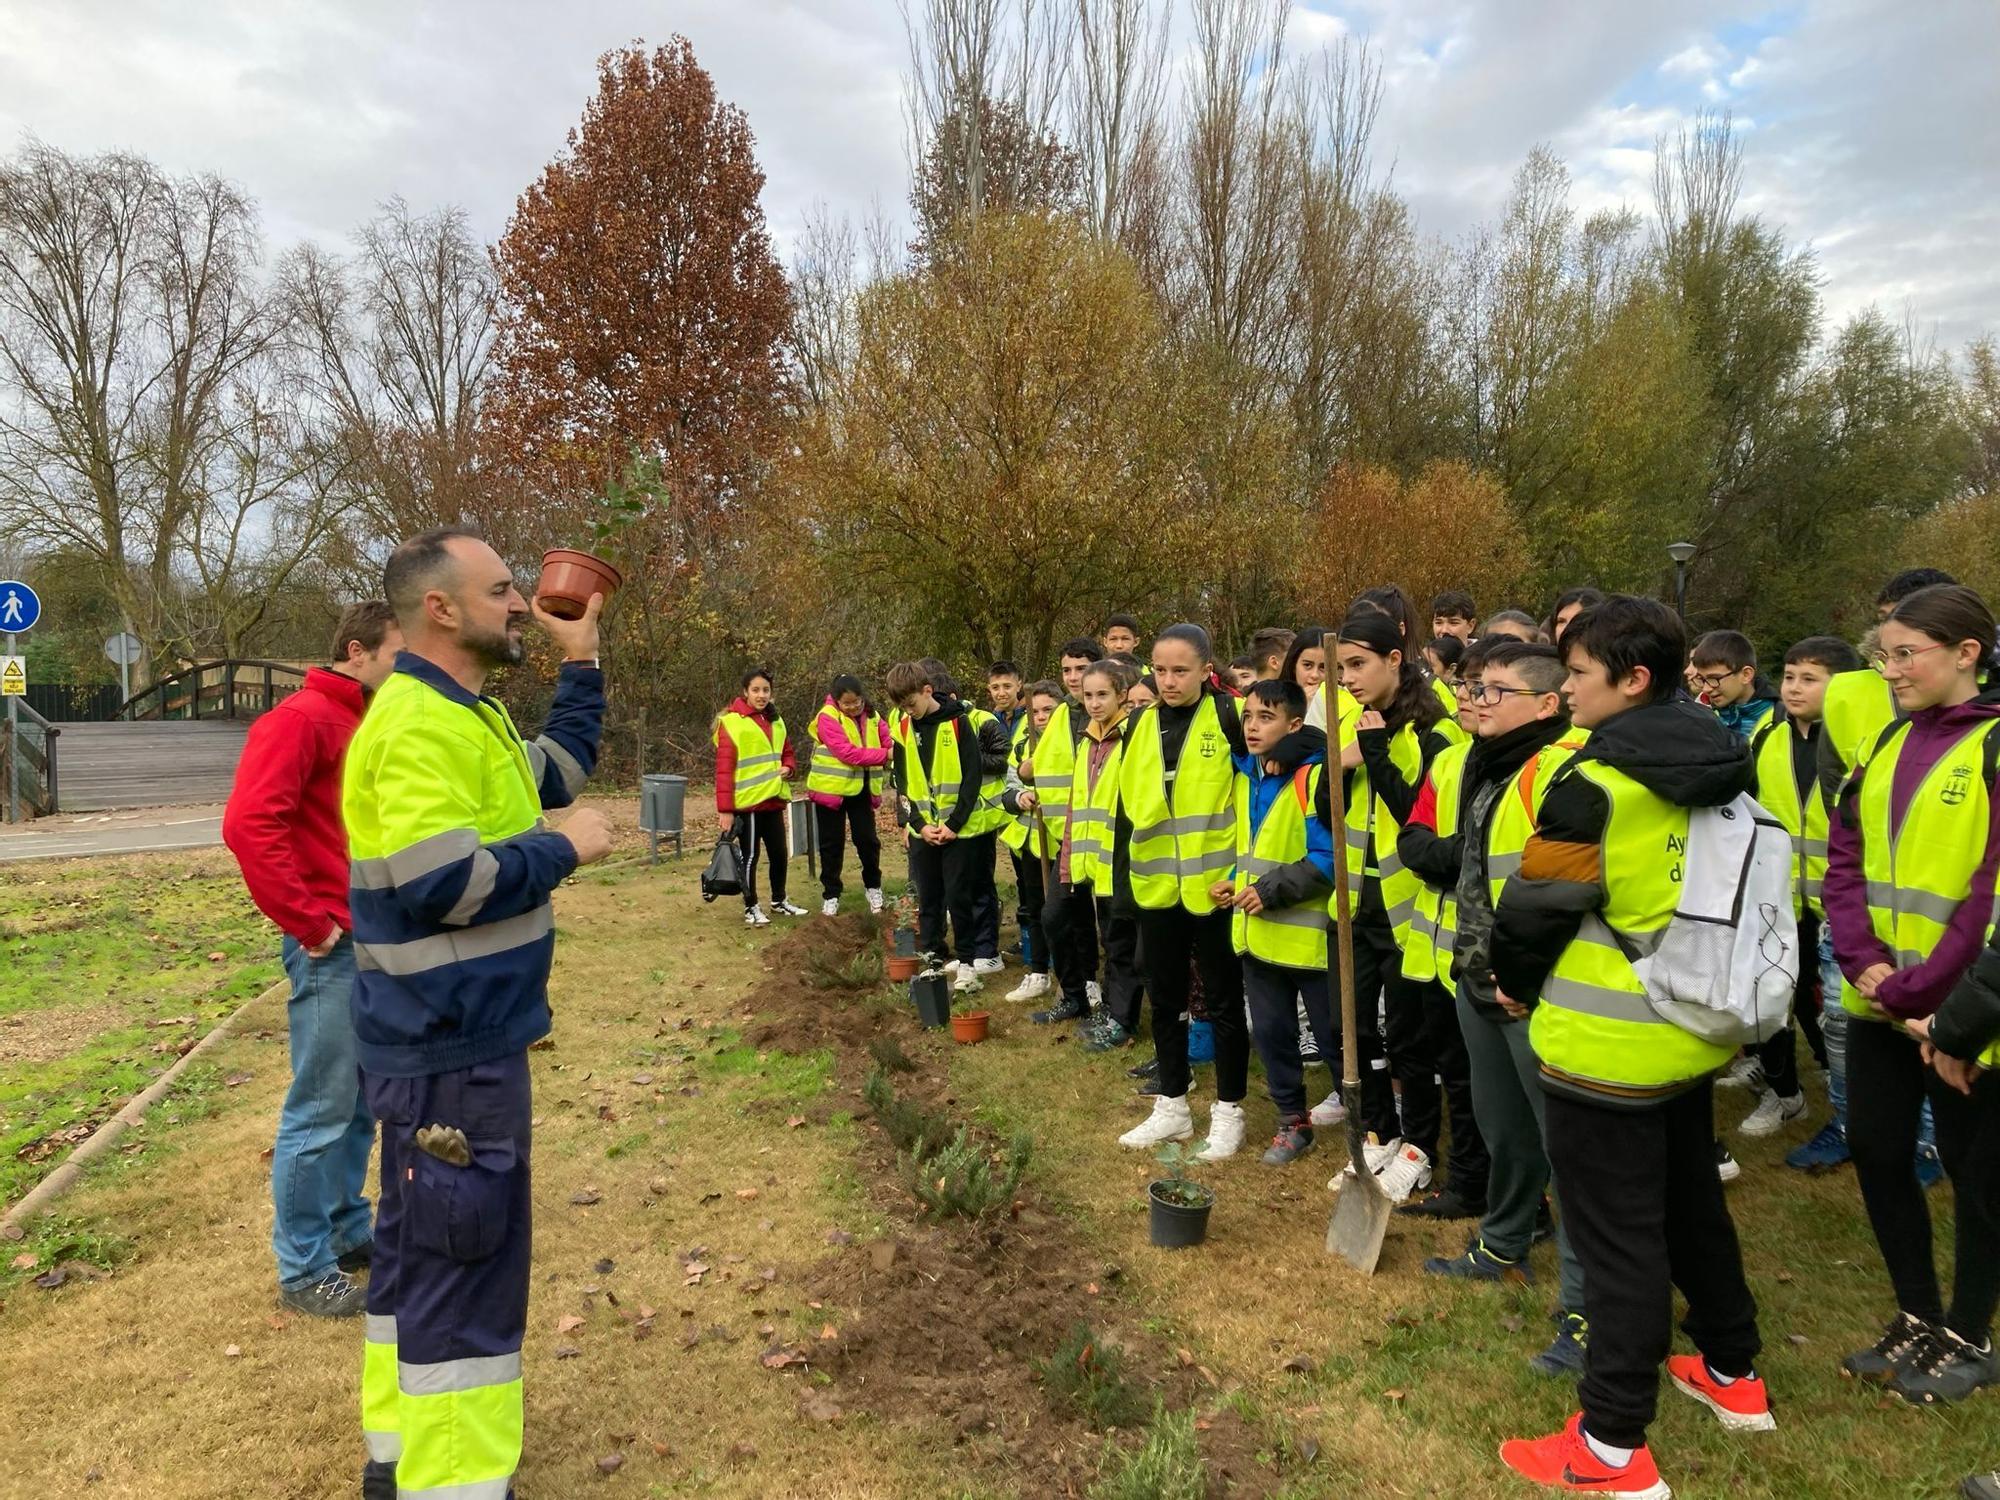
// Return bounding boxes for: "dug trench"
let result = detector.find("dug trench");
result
[736,911,1278,1498]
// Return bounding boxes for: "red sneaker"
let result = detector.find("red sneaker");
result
[1500,1413,1672,1498]
[1666,1353,1776,1432]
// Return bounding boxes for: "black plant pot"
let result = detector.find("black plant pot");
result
[911,973,952,1029]
[1148,1181,1215,1248]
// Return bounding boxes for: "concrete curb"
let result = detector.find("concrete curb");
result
[1,978,287,1235]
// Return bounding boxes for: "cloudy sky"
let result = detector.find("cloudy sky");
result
[2,0,1994,351]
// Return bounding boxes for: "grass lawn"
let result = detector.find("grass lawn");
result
[0,800,1988,1498]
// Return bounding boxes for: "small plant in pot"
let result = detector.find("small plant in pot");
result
[1148,1142,1214,1249]
[950,996,990,1045]
[910,961,952,1029]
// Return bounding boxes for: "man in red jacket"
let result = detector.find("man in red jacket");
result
[223,601,401,1317]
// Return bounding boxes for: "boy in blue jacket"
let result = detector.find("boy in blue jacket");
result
[1210,679,1337,1165]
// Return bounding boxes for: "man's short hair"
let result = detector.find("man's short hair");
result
[1104,613,1140,634]
[1430,590,1476,620]
[884,661,930,703]
[1689,629,1756,672]
[1227,653,1256,673]
[987,660,1021,679]
[1059,637,1106,664]
[382,527,482,622]
[1250,626,1295,663]
[1244,677,1307,718]
[1027,678,1062,703]
[1877,568,1955,609]
[1480,638,1567,697]
[1561,596,1686,704]
[331,600,397,664]
[1784,635,1864,675]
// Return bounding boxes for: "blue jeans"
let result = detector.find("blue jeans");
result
[274,936,376,1289]
[1820,927,1934,1152]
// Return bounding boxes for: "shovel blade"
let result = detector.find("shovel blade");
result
[1325,1171,1392,1273]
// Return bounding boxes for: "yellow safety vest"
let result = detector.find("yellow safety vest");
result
[1068,723,1125,891]
[1231,763,1329,968]
[1752,718,1829,917]
[1822,669,1895,781]
[1120,695,1238,913]
[1330,720,1425,945]
[891,713,979,832]
[963,708,1009,838]
[1529,758,1736,1096]
[715,711,787,808]
[1401,740,1470,989]
[1486,733,1589,906]
[806,705,887,800]
[1027,702,1078,848]
[1000,714,1053,858]
[1843,718,2000,1025]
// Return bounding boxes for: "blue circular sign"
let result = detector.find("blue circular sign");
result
[0,581,41,633]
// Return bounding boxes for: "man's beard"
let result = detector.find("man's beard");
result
[464,619,526,669]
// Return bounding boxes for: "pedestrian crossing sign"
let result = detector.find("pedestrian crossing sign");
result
[0,656,23,696]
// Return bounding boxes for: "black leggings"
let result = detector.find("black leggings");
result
[1329,918,1396,1144]
[1847,1017,2000,1342]
[734,807,787,908]
[1136,906,1246,1103]
[814,796,881,901]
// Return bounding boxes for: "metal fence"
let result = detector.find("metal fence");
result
[24,682,123,722]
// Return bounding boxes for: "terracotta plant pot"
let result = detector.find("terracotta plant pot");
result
[535,549,623,621]
[950,1010,990,1045]
[886,954,921,982]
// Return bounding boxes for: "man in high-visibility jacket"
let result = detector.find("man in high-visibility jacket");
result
[347,529,612,1500]
[1492,595,1770,1498]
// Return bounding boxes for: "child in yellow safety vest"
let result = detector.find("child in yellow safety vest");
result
[806,674,891,916]
[1214,678,1337,1166]
[885,661,992,976]
[1824,583,2000,1408]
[714,667,801,926]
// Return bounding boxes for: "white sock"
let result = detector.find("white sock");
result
[1582,1429,1635,1468]
[1704,1361,1748,1386]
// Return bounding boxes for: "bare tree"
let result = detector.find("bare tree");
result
[1070,0,1172,241]
[789,202,860,414]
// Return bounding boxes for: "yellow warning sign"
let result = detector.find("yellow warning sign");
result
[0,655,24,697]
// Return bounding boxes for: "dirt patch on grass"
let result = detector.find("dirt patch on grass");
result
[735,915,1283,1499]
[0,1004,131,1065]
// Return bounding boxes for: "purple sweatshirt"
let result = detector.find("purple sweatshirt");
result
[1823,694,2000,1020]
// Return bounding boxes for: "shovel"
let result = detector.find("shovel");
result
[1323,676,1392,1272]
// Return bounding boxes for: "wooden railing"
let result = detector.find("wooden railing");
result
[119,660,307,722]
[2,700,59,818]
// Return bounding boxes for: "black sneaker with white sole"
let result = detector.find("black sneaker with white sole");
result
[336,1241,373,1274]
[279,1267,365,1319]
[1891,1328,2000,1407]
[1842,1310,1936,1384]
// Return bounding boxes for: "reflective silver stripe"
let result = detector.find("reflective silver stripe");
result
[399,1351,523,1396]
[1254,906,1327,930]
[1802,878,1825,898]
[1866,882,1965,926]
[1127,856,1182,877]
[1240,854,1288,877]
[1344,827,1369,851]
[734,752,782,771]
[1186,851,1237,878]
[355,904,555,976]
[1380,850,1407,879]
[1800,838,1828,856]
[398,1480,514,1500]
[1575,912,1665,961]
[535,735,587,798]
[1384,900,1416,928]
[442,849,500,927]
[1067,808,1112,824]
[366,1313,398,1344]
[1488,852,1523,879]
[363,1431,402,1463]
[1895,947,1928,969]
[387,828,480,887]
[1543,974,1670,1025]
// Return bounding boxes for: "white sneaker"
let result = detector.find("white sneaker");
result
[865,888,885,914]
[820,897,840,917]
[1717,1055,1765,1092]
[1005,972,1050,1003]
[953,966,983,994]
[772,899,809,917]
[1193,1101,1246,1162]
[1119,1093,1193,1149]
[1373,1142,1433,1202]
[972,957,1005,975]
[1308,1092,1346,1128]
[1738,1091,1807,1138]
[1335,1135,1401,1186]
[744,905,770,927]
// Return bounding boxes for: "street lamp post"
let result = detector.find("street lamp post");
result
[1666,540,1697,621]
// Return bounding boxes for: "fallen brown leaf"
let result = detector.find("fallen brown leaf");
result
[556,1315,586,1335]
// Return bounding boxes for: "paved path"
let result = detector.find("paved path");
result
[0,804,227,863]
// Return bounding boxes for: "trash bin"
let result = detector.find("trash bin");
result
[639,774,688,861]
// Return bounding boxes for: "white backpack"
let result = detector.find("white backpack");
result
[1626,793,1800,1048]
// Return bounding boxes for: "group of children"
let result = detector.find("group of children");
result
[717,581,2000,1500]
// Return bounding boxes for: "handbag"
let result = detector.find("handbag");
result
[700,833,745,902]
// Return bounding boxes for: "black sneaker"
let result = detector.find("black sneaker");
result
[1964,1470,2000,1500]
[336,1241,373,1274]
[1528,1312,1588,1378]
[1421,1237,1531,1283]
[1081,1019,1134,1053]
[1892,1328,2000,1407]
[279,1268,365,1319]
[1715,1140,1741,1182]
[1031,993,1088,1024]
[1261,1120,1315,1165]
[1127,1055,1160,1080]
[1842,1311,1936,1384]
[1397,1186,1483,1220]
